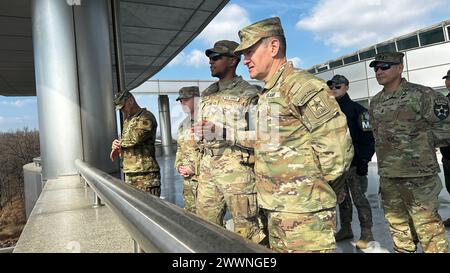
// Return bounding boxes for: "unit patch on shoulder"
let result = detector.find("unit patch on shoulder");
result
[359,111,372,131]
[308,96,328,118]
[434,98,450,120]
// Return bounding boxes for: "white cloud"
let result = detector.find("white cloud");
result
[167,4,252,69]
[168,50,209,68]
[296,0,447,51]
[288,57,303,67]
[0,98,35,108]
[198,4,251,45]
[0,115,29,125]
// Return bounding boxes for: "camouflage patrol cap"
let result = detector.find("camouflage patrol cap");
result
[369,52,405,67]
[113,90,132,111]
[234,17,285,54]
[327,74,349,86]
[205,40,239,57]
[443,69,450,79]
[176,86,200,101]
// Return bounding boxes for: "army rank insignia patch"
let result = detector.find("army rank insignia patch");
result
[434,99,450,120]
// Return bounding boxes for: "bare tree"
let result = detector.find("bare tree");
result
[0,128,40,208]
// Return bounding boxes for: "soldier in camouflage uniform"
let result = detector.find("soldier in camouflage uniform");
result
[175,86,200,213]
[327,75,376,248]
[235,17,354,253]
[192,40,261,242]
[369,52,449,253]
[110,90,161,196]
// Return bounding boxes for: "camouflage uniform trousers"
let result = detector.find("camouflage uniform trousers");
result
[196,148,260,242]
[263,208,336,253]
[183,177,198,214]
[380,175,448,253]
[338,166,373,228]
[124,171,161,197]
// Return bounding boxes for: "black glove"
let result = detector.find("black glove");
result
[356,160,369,176]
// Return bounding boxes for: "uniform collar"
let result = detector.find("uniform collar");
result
[381,78,408,100]
[218,75,242,91]
[263,61,290,91]
[336,93,351,105]
[128,107,144,119]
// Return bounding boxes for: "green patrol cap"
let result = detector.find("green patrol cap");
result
[443,69,450,79]
[205,40,239,57]
[369,52,405,67]
[234,17,285,54]
[176,86,200,101]
[113,90,132,111]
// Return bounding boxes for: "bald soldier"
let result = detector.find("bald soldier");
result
[193,40,261,242]
[369,52,449,253]
[110,90,161,196]
[175,86,201,213]
[234,17,353,253]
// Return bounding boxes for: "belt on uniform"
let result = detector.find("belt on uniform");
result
[202,146,254,157]
[203,147,227,157]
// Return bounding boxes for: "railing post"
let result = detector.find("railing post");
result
[133,240,144,253]
[93,192,103,208]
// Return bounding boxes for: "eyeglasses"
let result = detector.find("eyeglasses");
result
[209,54,233,61]
[328,85,342,90]
[374,63,392,72]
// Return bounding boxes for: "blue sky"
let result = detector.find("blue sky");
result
[1,0,450,132]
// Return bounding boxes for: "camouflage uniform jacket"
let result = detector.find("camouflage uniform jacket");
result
[121,108,160,173]
[199,75,259,153]
[175,116,200,178]
[255,61,354,213]
[369,79,450,178]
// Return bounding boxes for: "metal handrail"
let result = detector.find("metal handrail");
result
[75,159,270,253]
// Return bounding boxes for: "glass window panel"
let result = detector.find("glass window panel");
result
[359,49,376,60]
[377,42,396,53]
[396,36,419,50]
[343,55,359,64]
[329,60,343,68]
[419,28,445,46]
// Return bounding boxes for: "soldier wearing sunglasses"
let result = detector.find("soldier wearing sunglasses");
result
[327,74,375,249]
[369,52,450,253]
[192,40,262,243]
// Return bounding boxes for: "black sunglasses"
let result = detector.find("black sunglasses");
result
[374,63,392,72]
[209,54,233,61]
[328,85,342,90]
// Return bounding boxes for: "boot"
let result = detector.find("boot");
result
[335,223,354,242]
[356,227,374,249]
